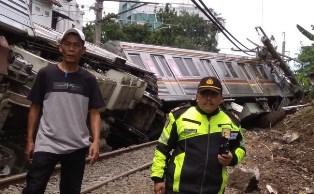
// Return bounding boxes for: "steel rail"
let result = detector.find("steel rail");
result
[80,162,152,194]
[0,141,157,190]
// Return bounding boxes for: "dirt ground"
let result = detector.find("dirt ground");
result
[227,102,314,194]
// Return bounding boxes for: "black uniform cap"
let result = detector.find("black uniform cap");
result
[197,76,223,93]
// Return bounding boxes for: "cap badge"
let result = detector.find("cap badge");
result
[206,79,213,85]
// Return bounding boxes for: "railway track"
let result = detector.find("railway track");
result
[0,141,157,194]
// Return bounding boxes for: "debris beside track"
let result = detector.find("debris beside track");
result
[1,104,313,194]
[228,104,314,194]
[89,103,314,194]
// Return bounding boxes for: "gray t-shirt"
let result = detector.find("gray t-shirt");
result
[27,64,105,154]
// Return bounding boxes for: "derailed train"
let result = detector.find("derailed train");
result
[104,40,302,118]
[0,1,302,176]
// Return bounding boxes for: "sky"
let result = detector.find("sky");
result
[76,0,314,64]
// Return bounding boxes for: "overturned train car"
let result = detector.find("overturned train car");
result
[104,41,302,124]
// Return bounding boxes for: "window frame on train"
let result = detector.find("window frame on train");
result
[151,55,174,78]
[128,53,148,70]
[215,61,242,79]
[172,57,201,77]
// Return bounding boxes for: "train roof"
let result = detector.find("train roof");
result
[109,41,262,64]
[32,23,154,75]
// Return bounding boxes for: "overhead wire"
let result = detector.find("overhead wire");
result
[192,0,253,55]
[198,0,252,51]
[191,0,254,56]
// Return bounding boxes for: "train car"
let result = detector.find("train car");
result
[104,41,301,125]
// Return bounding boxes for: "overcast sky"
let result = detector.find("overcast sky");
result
[76,0,313,61]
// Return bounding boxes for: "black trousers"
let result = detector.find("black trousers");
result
[22,147,88,194]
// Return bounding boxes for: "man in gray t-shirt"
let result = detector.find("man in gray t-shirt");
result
[23,28,105,194]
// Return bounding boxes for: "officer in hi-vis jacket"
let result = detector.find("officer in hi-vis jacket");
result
[151,76,246,194]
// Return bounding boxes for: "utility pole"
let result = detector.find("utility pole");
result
[94,0,103,46]
[282,32,286,57]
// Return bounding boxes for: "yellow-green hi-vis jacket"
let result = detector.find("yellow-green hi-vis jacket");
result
[151,106,246,194]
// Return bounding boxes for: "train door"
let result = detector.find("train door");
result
[246,64,267,93]
[150,55,184,97]
[128,53,169,97]
[128,53,150,70]
[172,57,202,96]
[210,60,257,96]
[238,63,263,93]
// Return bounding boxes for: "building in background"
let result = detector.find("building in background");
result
[30,0,84,32]
[118,0,224,30]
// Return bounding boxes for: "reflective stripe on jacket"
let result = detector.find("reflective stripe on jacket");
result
[151,106,245,194]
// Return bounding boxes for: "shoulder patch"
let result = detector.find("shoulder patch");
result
[171,104,191,119]
[170,104,191,113]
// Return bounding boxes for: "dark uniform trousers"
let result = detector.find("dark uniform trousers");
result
[22,147,88,194]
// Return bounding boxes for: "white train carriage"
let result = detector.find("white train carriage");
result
[104,41,298,124]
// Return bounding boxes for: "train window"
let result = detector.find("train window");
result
[129,54,147,70]
[155,55,173,77]
[257,66,269,79]
[225,62,239,78]
[173,57,191,76]
[184,58,200,76]
[239,64,252,80]
[150,56,165,77]
[217,61,231,77]
[250,65,264,79]
[200,59,213,76]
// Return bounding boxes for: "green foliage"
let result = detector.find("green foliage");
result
[296,24,314,97]
[156,3,178,24]
[153,8,218,51]
[101,21,125,42]
[121,23,152,43]
[82,23,95,43]
[296,45,314,95]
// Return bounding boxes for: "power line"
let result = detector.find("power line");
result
[198,0,252,51]
[191,0,254,56]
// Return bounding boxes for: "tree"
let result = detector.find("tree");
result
[101,21,125,42]
[82,23,95,43]
[83,7,218,52]
[121,23,152,43]
[83,14,152,44]
[296,24,314,93]
[156,3,178,25]
[152,5,218,51]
